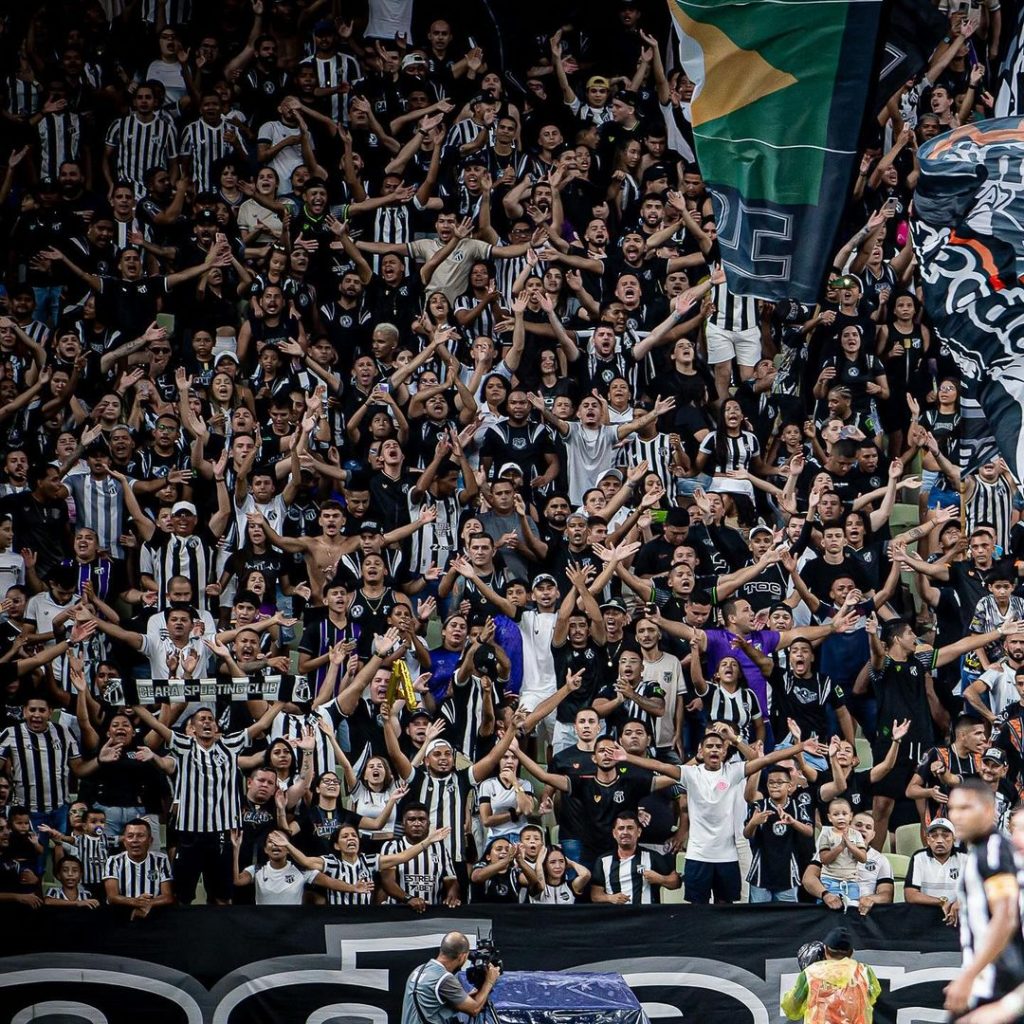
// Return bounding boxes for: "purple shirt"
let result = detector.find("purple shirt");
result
[704,628,781,713]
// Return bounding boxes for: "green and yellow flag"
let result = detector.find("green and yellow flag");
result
[671,0,884,301]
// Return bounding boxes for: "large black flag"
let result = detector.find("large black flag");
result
[875,0,949,109]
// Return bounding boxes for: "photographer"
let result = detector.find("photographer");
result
[402,932,501,1024]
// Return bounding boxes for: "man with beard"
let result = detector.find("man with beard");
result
[379,801,460,909]
[480,391,558,492]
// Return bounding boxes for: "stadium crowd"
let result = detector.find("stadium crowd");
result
[0,0,1013,916]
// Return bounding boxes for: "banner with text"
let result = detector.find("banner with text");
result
[0,905,958,1024]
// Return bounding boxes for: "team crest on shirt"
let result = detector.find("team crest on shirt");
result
[147,870,162,882]
[613,791,625,804]
[351,605,364,617]
[512,437,527,449]
[949,868,959,879]
[772,822,787,837]
[864,860,877,873]
[584,649,594,661]
[863,552,873,563]
[847,367,860,377]
[284,874,295,883]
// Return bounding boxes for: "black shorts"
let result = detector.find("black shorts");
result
[684,859,741,904]
[869,748,917,801]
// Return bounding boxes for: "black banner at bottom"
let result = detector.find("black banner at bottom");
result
[0,905,959,1024]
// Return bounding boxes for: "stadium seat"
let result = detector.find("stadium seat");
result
[893,880,905,903]
[887,853,910,880]
[895,823,922,857]
[855,738,873,769]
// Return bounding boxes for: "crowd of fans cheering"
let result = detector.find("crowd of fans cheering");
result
[0,0,1013,916]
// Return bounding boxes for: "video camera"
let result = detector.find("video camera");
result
[465,935,503,988]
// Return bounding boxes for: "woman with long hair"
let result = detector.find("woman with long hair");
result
[813,324,888,441]
[690,650,765,745]
[528,845,592,904]
[694,398,765,523]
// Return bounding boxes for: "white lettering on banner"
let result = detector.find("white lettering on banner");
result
[0,923,962,1024]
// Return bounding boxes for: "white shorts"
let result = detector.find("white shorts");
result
[706,323,762,367]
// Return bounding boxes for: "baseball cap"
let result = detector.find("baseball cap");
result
[533,573,558,587]
[600,467,624,483]
[314,18,335,33]
[642,164,669,183]
[359,520,385,535]
[601,597,628,613]
[829,273,862,290]
[616,89,639,108]
[749,524,774,538]
[214,350,240,365]
[424,738,453,756]
[405,707,433,723]
[498,462,523,478]
[587,75,611,90]
[926,817,956,833]
[401,53,428,69]
[171,501,198,516]
[195,209,218,225]
[983,747,1007,766]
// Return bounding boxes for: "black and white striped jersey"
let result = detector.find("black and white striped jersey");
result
[0,721,81,812]
[167,729,248,832]
[709,279,758,333]
[320,851,379,905]
[102,850,173,897]
[592,848,674,904]
[37,113,82,181]
[400,766,476,864]
[380,836,456,904]
[105,113,178,195]
[179,116,245,194]
[311,54,360,122]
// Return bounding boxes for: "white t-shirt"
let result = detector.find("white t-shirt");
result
[642,651,683,749]
[564,421,618,505]
[244,862,318,905]
[365,0,414,39]
[478,776,535,841]
[518,607,556,708]
[979,663,1021,719]
[257,120,302,195]
[678,760,745,863]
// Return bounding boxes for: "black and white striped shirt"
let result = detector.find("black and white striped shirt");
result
[407,492,461,575]
[311,54,360,122]
[180,116,244,193]
[592,848,672,904]
[967,476,1014,553]
[618,433,675,493]
[710,280,758,333]
[380,836,456,904]
[6,77,41,118]
[371,204,412,273]
[140,0,192,23]
[168,729,248,832]
[66,473,127,560]
[402,766,476,864]
[142,529,214,609]
[697,430,761,474]
[38,113,82,181]
[701,682,762,743]
[61,832,113,885]
[321,851,379,905]
[105,113,178,195]
[102,850,173,897]
[269,705,345,779]
[0,721,80,812]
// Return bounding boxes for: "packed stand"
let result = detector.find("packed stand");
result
[0,0,1012,916]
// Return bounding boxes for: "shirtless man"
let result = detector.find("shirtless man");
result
[247,505,435,603]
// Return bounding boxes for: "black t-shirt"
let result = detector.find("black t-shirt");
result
[813,766,873,820]
[568,769,653,855]
[552,641,610,723]
[799,554,870,603]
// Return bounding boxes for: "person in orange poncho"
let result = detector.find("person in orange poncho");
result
[782,928,881,1024]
